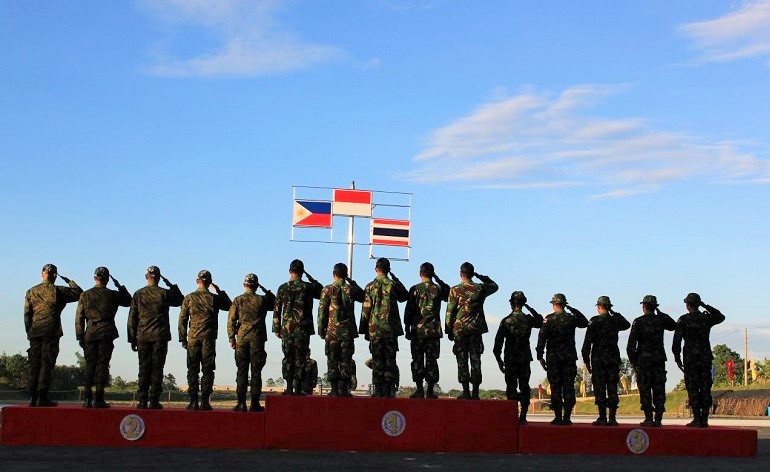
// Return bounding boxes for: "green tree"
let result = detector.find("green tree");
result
[0,353,30,389]
[111,376,128,390]
[712,344,744,386]
[265,378,276,387]
[163,373,178,392]
[276,378,285,387]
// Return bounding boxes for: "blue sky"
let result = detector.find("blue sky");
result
[2,0,770,392]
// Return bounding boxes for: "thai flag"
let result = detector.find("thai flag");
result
[293,200,332,228]
[371,218,410,246]
[332,189,372,217]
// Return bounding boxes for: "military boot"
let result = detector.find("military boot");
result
[426,383,438,399]
[640,410,654,427]
[700,408,709,428]
[607,407,618,426]
[518,404,529,425]
[410,383,425,399]
[338,381,352,397]
[282,382,294,395]
[93,388,111,409]
[293,379,305,396]
[686,410,701,427]
[137,398,148,409]
[249,394,264,412]
[550,409,563,425]
[29,391,39,407]
[471,383,480,400]
[148,397,164,409]
[82,388,93,408]
[37,390,58,407]
[456,382,471,400]
[592,406,607,426]
[372,383,384,397]
[200,393,213,410]
[186,393,200,410]
[329,382,340,397]
[233,392,247,412]
[652,410,664,427]
[562,407,573,426]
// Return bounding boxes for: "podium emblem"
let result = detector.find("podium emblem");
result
[626,428,650,454]
[381,410,406,437]
[119,414,146,441]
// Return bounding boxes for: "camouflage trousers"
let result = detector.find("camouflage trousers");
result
[636,360,667,413]
[186,338,217,396]
[235,338,267,395]
[370,337,397,384]
[325,336,354,384]
[503,359,531,406]
[410,338,440,384]
[83,339,115,388]
[684,360,713,411]
[546,360,577,412]
[453,334,483,384]
[282,332,309,384]
[137,341,168,401]
[591,362,620,408]
[27,336,60,394]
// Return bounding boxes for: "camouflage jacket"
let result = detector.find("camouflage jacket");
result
[75,284,131,342]
[445,275,498,338]
[227,289,275,344]
[535,308,589,362]
[273,277,323,338]
[178,288,232,342]
[24,280,83,340]
[359,274,409,340]
[404,280,450,339]
[493,308,544,362]
[581,312,631,367]
[626,311,676,366]
[318,279,364,342]
[127,283,184,343]
[672,305,725,365]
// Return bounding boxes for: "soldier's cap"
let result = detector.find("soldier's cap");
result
[596,295,613,308]
[640,295,659,307]
[550,293,567,305]
[197,270,212,281]
[244,273,258,286]
[419,262,435,277]
[684,292,701,305]
[94,266,110,279]
[289,259,304,274]
[509,291,527,304]
[42,263,58,275]
[460,261,474,275]
[375,257,390,273]
[146,266,161,278]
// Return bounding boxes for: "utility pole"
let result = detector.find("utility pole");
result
[744,328,748,386]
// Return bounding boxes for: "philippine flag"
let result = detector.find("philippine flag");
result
[332,189,372,217]
[293,200,332,228]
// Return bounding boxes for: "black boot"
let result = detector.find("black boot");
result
[329,382,340,397]
[550,408,563,425]
[640,409,654,427]
[607,407,618,426]
[293,379,305,396]
[37,390,58,407]
[563,407,573,426]
[457,382,471,400]
[282,381,294,395]
[338,381,352,397]
[82,388,93,408]
[148,397,163,409]
[410,383,425,399]
[426,383,438,399]
[686,409,700,427]
[372,383,383,397]
[93,388,110,409]
[137,396,148,409]
[29,391,39,407]
[186,393,199,410]
[592,406,607,426]
[471,383,480,400]
[519,404,529,425]
[200,393,213,410]
[700,408,709,428]
[249,394,264,412]
[233,392,247,412]
[652,410,664,427]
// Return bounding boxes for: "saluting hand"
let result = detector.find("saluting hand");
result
[59,275,71,284]
[161,276,173,287]
[110,275,121,287]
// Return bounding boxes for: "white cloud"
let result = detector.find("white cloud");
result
[406,85,770,198]
[140,0,341,78]
[680,0,770,64]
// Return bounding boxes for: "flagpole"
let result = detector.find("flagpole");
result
[347,180,355,279]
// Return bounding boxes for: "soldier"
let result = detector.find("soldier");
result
[228,273,274,412]
[673,293,725,428]
[445,262,498,400]
[317,263,364,397]
[536,293,588,425]
[127,266,183,409]
[359,257,408,398]
[493,291,543,424]
[581,296,630,426]
[178,270,232,410]
[273,259,322,395]
[75,267,131,408]
[404,262,450,399]
[302,350,318,395]
[24,264,83,407]
[626,295,676,427]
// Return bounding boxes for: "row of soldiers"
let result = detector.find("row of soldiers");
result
[23,261,724,428]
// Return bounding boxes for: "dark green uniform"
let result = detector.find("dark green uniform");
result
[179,287,232,397]
[404,279,449,388]
[493,307,543,405]
[581,310,630,412]
[24,276,82,403]
[228,288,275,401]
[318,279,364,394]
[127,280,184,405]
[75,283,131,392]
[302,356,318,395]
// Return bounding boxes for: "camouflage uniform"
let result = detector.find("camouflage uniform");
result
[535,294,588,424]
[359,270,408,397]
[24,264,83,405]
[445,271,498,396]
[274,272,322,393]
[627,295,676,426]
[581,296,630,425]
[127,267,184,407]
[178,273,231,404]
[404,276,449,394]
[493,293,543,416]
[318,275,364,396]
[302,355,318,395]
[672,293,725,427]
[227,279,275,408]
[75,268,131,405]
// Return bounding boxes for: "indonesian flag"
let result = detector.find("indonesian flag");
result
[371,218,410,246]
[332,189,372,217]
[293,200,332,228]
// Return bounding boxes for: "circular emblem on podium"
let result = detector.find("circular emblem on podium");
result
[626,428,650,454]
[381,410,406,437]
[119,414,146,441]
